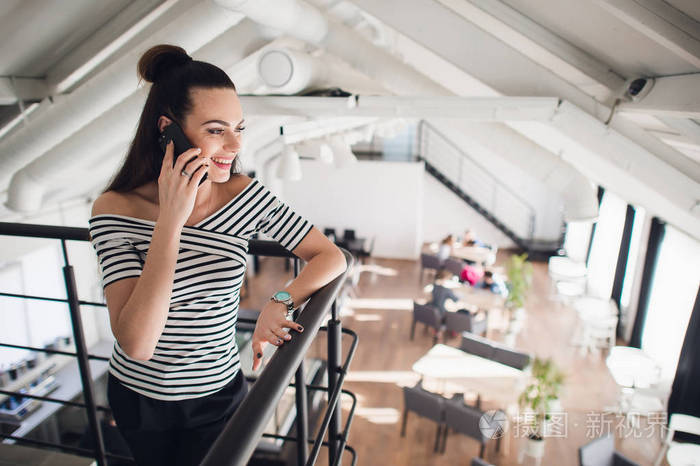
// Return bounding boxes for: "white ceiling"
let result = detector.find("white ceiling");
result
[0,0,698,238]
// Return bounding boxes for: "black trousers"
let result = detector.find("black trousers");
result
[107,371,248,466]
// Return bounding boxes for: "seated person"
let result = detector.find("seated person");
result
[462,228,492,250]
[430,281,459,315]
[431,271,481,317]
[478,270,508,297]
[460,263,484,286]
[436,234,454,263]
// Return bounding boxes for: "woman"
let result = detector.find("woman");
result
[88,45,346,466]
[436,234,454,263]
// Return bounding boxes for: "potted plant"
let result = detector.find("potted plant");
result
[518,358,566,460]
[505,253,533,335]
[505,253,533,310]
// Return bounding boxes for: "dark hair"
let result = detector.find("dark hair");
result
[104,44,238,193]
[484,270,493,278]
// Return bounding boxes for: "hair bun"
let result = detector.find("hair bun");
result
[138,44,193,84]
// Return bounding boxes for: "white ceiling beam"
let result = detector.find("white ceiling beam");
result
[238,95,560,120]
[352,0,698,171]
[551,100,700,237]
[658,116,700,145]
[437,0,625,101]
[0,77,48,105]
[594,0,700,68]
[617,73,700,118]
[46,0,186,93]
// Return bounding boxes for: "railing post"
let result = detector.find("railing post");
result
[327,300,343,465]
[293,258,309,465]
[60,240,107,466]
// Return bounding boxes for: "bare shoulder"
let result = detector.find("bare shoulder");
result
[224,174,254,198]
[91,191,131,217]
[92,183,158,219]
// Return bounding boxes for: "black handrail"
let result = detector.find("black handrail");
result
[200,249,352,466]
[0,222,357,466]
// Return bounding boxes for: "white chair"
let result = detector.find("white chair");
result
[579,315,618,355]
[654,413,700,466]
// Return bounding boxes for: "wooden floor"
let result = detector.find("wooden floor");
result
[242,253,664,466]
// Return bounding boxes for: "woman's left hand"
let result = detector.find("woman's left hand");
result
[251,301,304,371]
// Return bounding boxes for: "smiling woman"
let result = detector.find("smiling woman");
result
[87,44,346,466]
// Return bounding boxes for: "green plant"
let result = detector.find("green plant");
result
[505,253,533,309]
[518,357,566,440]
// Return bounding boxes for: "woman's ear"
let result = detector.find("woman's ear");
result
[157,115,173,132]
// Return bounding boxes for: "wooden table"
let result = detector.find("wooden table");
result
[450,245,493,264]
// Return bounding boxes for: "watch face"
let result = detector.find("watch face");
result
[274,291,291,302]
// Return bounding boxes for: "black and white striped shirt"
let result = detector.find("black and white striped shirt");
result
[89,179,312,400]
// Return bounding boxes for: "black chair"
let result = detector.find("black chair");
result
[579,435,639,466]
[492,346,531,371]
[411,302,443,344]
[441,400,501,458]
[420,253,442,283]
[459,333,496,360]
[323,227,336,241]
[343,229,356,240]
[443,258,464,278]
[460,333,531,370]
[444,312,487,339]
[401,382,446,452]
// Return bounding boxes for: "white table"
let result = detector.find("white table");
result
[667,443,700,466]
[451,245,493,264]
[413,344,523,380]
[548,256,587,280]
[435,280,505,310]
[606,346,660,389]
[573,296,617,321]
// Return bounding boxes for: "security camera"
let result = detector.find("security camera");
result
[623,77,654,102]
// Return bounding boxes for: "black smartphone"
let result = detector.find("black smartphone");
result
[157,121,208,185]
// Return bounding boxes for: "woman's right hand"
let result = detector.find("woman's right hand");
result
[156,141,209,228]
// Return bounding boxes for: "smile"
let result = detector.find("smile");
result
[210,157,233,169]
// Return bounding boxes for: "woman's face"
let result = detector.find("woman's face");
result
[182,87,244,184]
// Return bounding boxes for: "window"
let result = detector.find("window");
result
[620,206,646,310]
[642,226,700,382]
[586,191,627,299]
[0,245,72,367]
[563,221,593,263]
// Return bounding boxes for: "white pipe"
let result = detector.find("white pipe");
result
[213,0,328,44]
[239,95,560,120]
[5,18,265,213]
[258,48,323,93]
[0,0,244,194]
[217,0,598,222]
[256,47,387,95]
[6,92,142,212]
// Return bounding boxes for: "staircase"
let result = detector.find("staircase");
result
[419,121,563,258]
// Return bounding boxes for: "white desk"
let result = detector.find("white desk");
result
[412,344,523,380]
[667,443,700,466]
[548,257,587,280]
[451,245,493,264]
[606,346,659,389]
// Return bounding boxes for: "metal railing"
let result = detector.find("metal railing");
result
[0,221,357,466]
[418,120,536,240]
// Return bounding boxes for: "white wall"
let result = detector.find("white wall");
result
[2,199,112,355]
[423,173,516,247]
[281,160,424,259]
[427,119,565,240]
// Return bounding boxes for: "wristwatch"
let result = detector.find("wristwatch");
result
[271,291,295,318]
